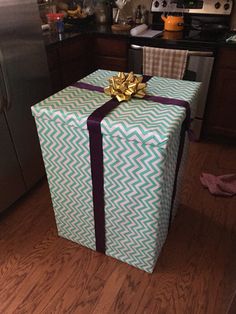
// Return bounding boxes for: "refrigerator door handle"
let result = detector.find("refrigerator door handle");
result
[0,49,11,112]
[0,64,7,113]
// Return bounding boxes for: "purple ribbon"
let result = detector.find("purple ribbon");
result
[71,81,104,93]
[71,80,191,131]
[87,98,122,253]
[71,77,191,253]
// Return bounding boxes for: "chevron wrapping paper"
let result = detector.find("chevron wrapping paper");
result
[32,70,201,273]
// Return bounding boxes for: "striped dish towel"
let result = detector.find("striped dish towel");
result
[143,47,188,79]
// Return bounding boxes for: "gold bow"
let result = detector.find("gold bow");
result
[104,72,147,102]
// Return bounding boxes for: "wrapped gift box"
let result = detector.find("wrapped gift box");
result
[31,70,201,273]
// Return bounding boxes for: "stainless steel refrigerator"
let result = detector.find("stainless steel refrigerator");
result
[0,0,51,212]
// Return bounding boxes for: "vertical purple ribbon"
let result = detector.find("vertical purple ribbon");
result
[87,98,121,253]
[71,75,190,253]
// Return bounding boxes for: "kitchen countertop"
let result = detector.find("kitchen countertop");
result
[42,22,236,50]
[42,23,130,46]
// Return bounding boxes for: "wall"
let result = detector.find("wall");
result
[47,0,236,29]
[122,0,152,18]
[114,0,236,28]
[122,0,236,28]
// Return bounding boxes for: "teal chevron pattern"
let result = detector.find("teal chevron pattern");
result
[104,135,169,272]
[35,117,96,250]
[32,70,201,272]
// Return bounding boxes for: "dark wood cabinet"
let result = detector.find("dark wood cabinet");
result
[46,35,129,94]
[94,36,129,71]
[59,36,93,88]
[46,44,62,93]
[46,36,93,93]
[204,47,236,139]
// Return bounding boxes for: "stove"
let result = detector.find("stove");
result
[129,0,234,139]
[151,0,233,36]
[151,0,233,15]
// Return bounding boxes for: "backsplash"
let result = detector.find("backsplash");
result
[40,0,236,29]
[122,0,152,17]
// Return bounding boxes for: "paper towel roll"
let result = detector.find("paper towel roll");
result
[130,24,148,36]
[41,24,50,31]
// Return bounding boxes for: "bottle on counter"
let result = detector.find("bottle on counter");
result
[106,0,115,25]
[135,5,142,25]
[140,7,145,24]
[142,7,149,25]
[56,15,64,33]
[95,1,107,24]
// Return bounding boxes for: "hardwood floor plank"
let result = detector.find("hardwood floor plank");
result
[10,242,86,314]
[40,252,115,314]
[108,269,151,314]
[0,230,58,313]
[228,290,236,314]
[0,141,235,314]
[91,263,128,314]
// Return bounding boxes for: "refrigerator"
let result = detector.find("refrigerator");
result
[0,0,51,212]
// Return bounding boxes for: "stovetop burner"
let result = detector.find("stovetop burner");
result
[150,0,232,44]
[152,23,227,39]
[183,29,226,42]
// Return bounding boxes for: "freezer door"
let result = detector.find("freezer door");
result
[0,0,51,190]
[0,113,26,212]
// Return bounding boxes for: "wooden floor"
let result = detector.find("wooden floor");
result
[1,141,236,314]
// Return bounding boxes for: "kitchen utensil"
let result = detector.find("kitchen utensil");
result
[161,14,184,32]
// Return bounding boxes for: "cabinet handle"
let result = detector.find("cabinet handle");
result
[0,49,11,112]
[130,45,214,57]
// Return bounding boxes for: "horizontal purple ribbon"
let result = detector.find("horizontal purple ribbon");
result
[71,80,191,130]
[71,81,104,93]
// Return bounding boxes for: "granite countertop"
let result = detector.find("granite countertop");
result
[42,22,236,49]
[42,23,130,46]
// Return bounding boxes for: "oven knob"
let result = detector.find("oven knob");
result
[162,1,167,7]
[224,3,230,10]
[215,2,221,9]
[154,1,159,7]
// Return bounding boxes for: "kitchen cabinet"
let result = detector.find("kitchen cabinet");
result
[46,44,62,93]
[204,47,236,139]
[94,36,129,72]
[46,35,94,93]
[59,35,94,88]
[46,35,129,93]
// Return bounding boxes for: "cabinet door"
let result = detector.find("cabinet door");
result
[205,68,236,138]
[0,113,26,212]
[94,37,129,72]
[95,37,128,58]
[46,45,62,93]
[96,56,128,71]
[59,36,93,88]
